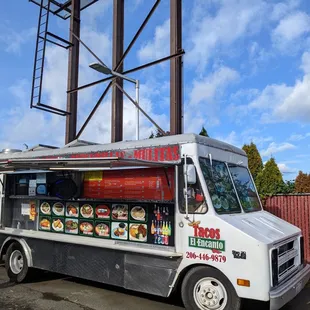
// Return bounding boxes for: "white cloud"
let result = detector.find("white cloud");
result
[273,75,310,122]
[245,52,310,124]
[273,11,310,41]
[186,0,304,71]
[190,66,239,106]
[137,19,170,62]
[261,142,296,157]
[187,0,269,71]
[270,0,301,21]
[249,84,293,110]
[301,51,310,73]
[0,26,36,54]
[272,11,310,51]
[2,79,64,148]
[289,133,310,141]
[277,163,297,174]
[184,66,239,130]
[215,131,238,146]
[82,0,112,27]
[240,128,273,147]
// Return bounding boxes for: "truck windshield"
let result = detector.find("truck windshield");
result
[199,157,262,214]
[199,157,241,214]
[228,164,261,212]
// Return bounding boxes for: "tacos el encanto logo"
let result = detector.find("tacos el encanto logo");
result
[189,224,226,253]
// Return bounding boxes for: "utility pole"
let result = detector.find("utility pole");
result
[111,0,124,142]
[170,0,183,135]
[66,0,81,144]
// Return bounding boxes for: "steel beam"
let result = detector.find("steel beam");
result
[111,0,124,142]
[67,50,185,94]
[76,82,112,139]
[65,0,80,144]
[114,0,161,72]
[53,0,72,14]
[170,0,183,135]
[115,83,166,136]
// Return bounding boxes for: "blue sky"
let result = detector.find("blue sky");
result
[0,0,310,180]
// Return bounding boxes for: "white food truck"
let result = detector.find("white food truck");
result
[0,134,309,310]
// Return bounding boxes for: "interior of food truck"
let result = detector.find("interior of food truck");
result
[0,164,176,247]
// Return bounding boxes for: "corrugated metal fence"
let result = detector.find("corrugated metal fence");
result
[264,195,310,264]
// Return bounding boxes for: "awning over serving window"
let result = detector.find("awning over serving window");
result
[0,157,175,172]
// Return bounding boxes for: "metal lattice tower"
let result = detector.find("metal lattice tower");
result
[29,0,184,144]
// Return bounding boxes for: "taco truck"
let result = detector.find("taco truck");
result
[0,133,309,310]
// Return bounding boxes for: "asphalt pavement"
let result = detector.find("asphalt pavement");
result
[0,265,309,310]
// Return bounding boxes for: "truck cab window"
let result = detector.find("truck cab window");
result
[178,163,207,214]
[199,157,241,214]
[228,164,261,212]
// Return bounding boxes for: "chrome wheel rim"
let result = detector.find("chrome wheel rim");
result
[193,277,228,310]
[9,250,24,275]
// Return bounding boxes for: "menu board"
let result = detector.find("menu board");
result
[38,200,174,247]
[83,168,175,201]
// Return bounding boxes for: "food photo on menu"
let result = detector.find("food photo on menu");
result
[111,204,128,221]
[66,202,79,218]
[80,203,94,219]
[39,216,51,231]
[52,202,65,217]
[65,218,79,235]
[130,205,147,222]
[94,221,110,238]
[52,218,64,233]
[129,223,147,242]
[79,220,94,236]
[111,222,128,240]
[40,201,51,216]
[95,204,110,219]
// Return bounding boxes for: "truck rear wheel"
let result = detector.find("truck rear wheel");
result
[181,266,241,310]
[5,242,29,283]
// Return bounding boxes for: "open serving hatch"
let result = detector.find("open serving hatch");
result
[0,157,175,172]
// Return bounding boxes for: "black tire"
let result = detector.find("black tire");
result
[5,242,29,283]
[181,266,241,310]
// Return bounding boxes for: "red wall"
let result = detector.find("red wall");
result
[264,195,310,264]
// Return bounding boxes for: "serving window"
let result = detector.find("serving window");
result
[2,167,176,247]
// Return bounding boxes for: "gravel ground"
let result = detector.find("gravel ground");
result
[0,266,309,310]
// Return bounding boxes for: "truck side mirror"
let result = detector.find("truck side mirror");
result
[185,164,196,185]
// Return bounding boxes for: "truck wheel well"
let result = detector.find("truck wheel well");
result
[0,240,16,261]
[172,264,231,295]
[1,238,33,267]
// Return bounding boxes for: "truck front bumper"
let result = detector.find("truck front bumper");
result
[270,264,310,310]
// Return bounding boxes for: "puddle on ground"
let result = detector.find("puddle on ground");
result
[41,292,63,302]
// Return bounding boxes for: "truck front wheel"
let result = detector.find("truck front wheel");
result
[5,242,29,283]
[181,266,241,310]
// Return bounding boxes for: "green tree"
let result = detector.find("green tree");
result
[295,171,310,193]
[149,129,168,138]
[242,142,263,181]
[199,126,209,137]
[256,157,284,196]
[278,180,296,194]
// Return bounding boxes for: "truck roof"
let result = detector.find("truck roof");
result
[0,133,246,161]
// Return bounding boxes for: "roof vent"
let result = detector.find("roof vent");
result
[1,149,22,154]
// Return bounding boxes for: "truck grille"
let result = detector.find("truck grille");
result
[272,237,300,286]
